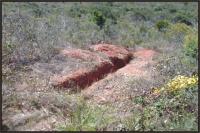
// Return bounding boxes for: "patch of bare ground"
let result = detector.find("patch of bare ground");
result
[82,47,160,118]
[2,44,161,131]
[50,43,133,89]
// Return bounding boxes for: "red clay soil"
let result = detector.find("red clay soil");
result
[51,61,114,88]
[89,44,133,69]
[117,49,157,76]
[82,48,158,105]
[134,49,157,60]
[50,44,133,89]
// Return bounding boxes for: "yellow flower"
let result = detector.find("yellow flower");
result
[153,88,161,94]
[152,75,198,94]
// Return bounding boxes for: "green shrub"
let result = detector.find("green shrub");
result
[154,7,162,11]
[56,97,114,131]
[89,4,119,29]
[166,23,193,42]
[173,13,192,26]
[169,9,177,13]
[183,34,198,58]
[92,10,106,29]
[68,3,88,18]
[183,33,198,66]
[156,20,170,32]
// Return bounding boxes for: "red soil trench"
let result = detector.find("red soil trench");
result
[50,44,152,89]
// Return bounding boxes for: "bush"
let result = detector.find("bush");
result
[2,13,61,66]
[92,10,106,29]
[183,34,198,59]
[156,20,169,32]
[183,33,198,66]
[56,97,114,131]
[68,3,88,18]
[173,13,192,26]
[89,4,118,29]
[169,9,177,13]
[154,7,162,11]
[166,23,193,42]
[124,75,198,131]
[153,75,198,94]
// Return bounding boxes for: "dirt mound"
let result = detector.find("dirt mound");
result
[134,49,157,60]
[89,44,133,69]
[82,48,158,106]
[60,49,103,62]
[50,44,133,89]
[117,49,158,76]
[50,61,114,88]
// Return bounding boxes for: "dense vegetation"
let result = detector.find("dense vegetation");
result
[2,2,198,131]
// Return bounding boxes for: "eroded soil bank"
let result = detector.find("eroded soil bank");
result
[50,43,133,89]
[2,44,159,131]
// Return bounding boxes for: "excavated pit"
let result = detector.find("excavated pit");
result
[110,55,132,70]
[50,43,133,89]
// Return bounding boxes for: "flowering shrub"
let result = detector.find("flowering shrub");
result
[129,75,198,131]
[153,75,198,94]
